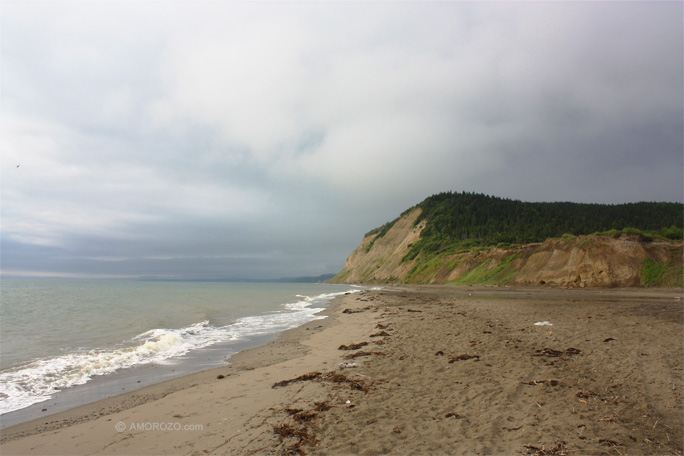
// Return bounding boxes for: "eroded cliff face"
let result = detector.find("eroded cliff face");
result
[331,208,427,284]
[330,208,683,287]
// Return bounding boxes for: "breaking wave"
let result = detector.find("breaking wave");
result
[0,288,359,414]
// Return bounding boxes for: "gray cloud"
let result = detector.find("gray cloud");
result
[1,1,682,279]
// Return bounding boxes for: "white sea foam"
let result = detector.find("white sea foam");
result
[0,288,360,415]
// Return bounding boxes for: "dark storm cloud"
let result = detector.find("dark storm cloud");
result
[1,1,682,279]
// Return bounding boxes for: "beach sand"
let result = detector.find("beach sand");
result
[1,286,682,455]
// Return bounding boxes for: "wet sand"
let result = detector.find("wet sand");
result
[1,286,682,455]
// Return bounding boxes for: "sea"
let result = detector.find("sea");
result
[0,279,364,426]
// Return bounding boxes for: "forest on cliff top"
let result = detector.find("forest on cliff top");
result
[367,192,683,261]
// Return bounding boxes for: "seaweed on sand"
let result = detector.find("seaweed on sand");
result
[533,348,582,358]
[523,441,568,455]
[324,372,369,391]
[313,401,332,412]
[448,354,480,363]
[338,342,369,350]
[273,423,319,455]
[272,371,370,392]
[272,372,323,388]
[344,350,387,359]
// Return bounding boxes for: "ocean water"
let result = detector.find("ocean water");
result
[0,279,362,417]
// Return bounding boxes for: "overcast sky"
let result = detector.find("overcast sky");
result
[1,1,682,280]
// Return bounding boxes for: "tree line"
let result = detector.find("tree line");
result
[372,192,683,260]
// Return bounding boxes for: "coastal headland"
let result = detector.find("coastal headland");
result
[328,196,684,288]
[2,286,682,455]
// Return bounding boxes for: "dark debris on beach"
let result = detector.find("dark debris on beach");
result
[272,370,371,392]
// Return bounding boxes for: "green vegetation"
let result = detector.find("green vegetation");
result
[641,258,667,286]
[450,254,521,286]
[641,258,684,287]
[395,192,683,261]
[561,233,576,242]
[363,206,424,252]
[663,225,684,239]
[363,217,400,252]
[364,205,420,239]
[330,268,352,283]
[364,219,398,239]
[405,252,456,283]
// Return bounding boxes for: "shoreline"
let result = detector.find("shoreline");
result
[1,285,682,455]
[0,331,283,430]
[0,288,353,441]
[0,283,361,430]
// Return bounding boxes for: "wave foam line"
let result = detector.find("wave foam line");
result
[0,288,361,415]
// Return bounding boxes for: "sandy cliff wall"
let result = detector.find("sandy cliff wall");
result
[331,208,426,284]
[331,208,683,287]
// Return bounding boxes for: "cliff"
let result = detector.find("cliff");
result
[330,207,683,287]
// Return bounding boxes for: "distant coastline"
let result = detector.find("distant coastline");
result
[137,274,337,283]
[0,274,338,283]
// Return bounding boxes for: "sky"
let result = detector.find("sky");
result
[1,1,682,280]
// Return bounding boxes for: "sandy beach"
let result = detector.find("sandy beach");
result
[1,286,682,455]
